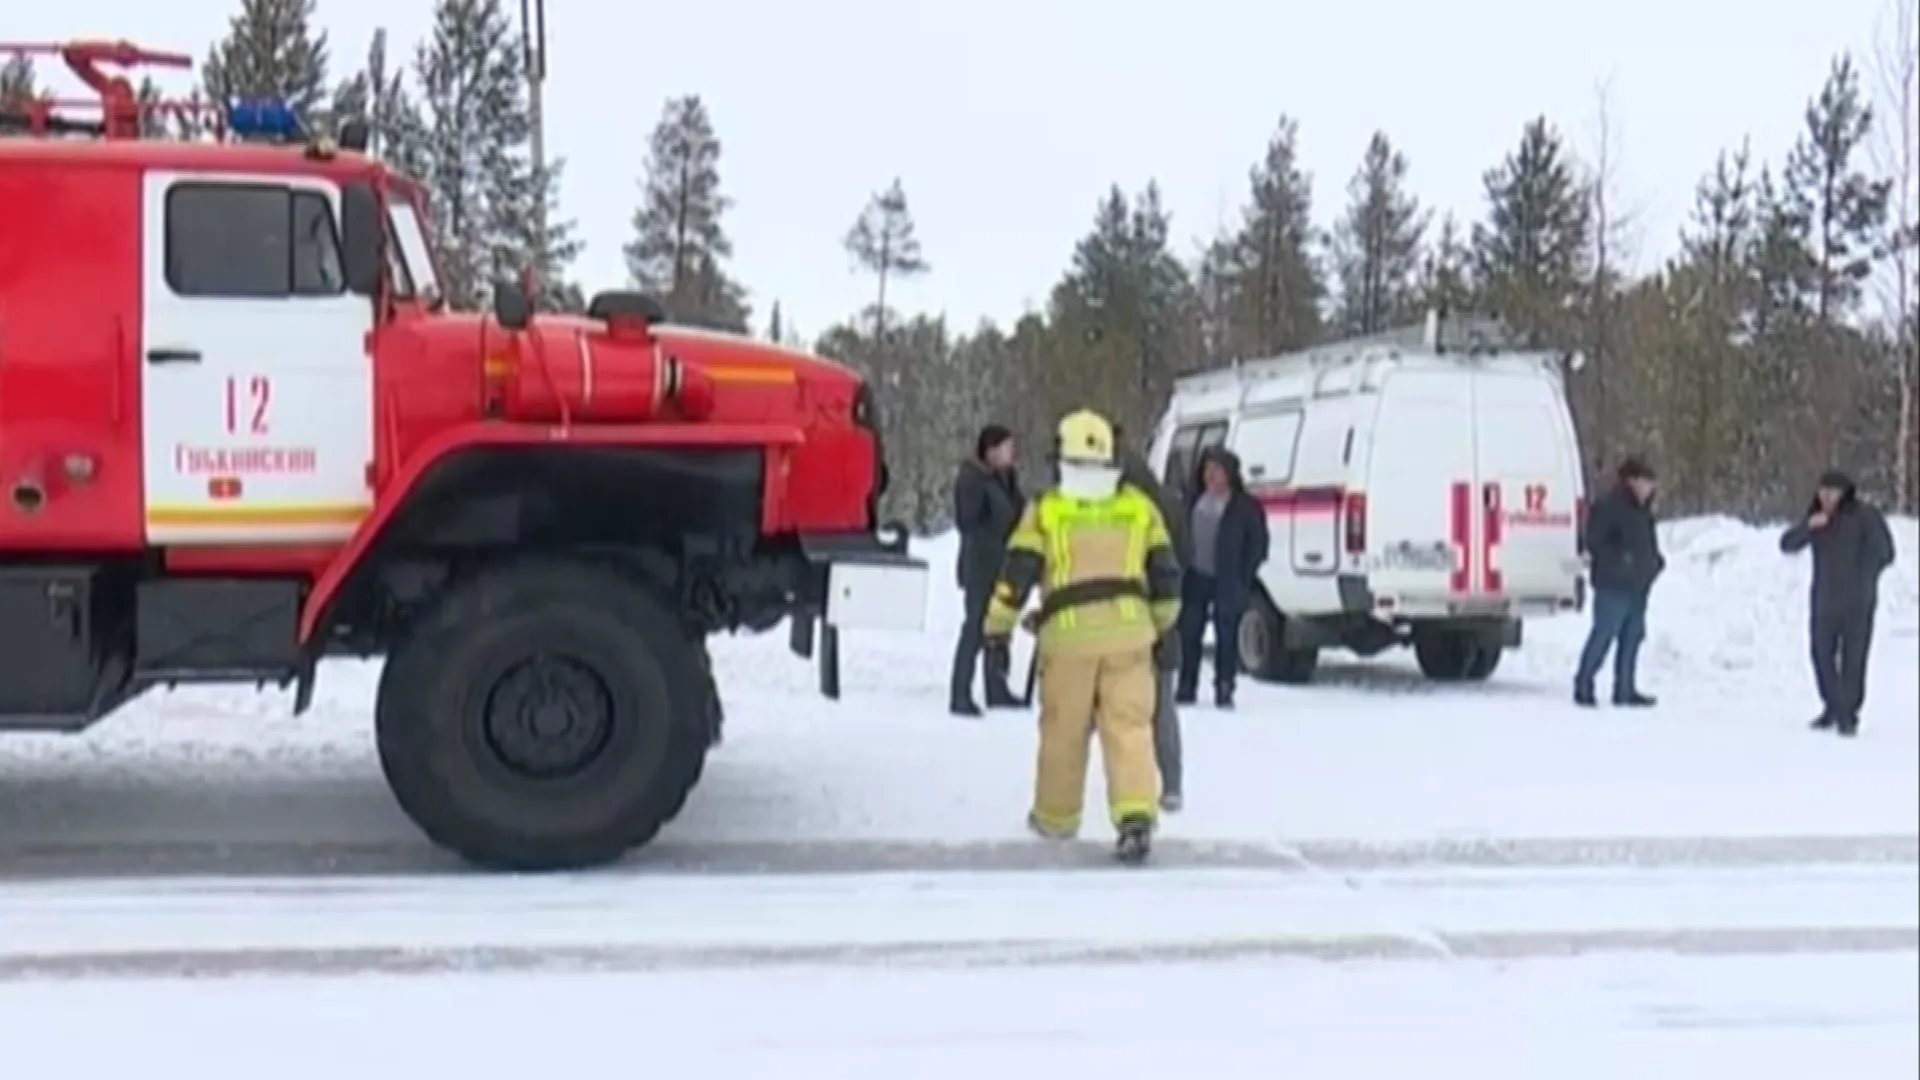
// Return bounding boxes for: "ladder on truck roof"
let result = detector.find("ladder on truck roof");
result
[1173,309,1580,398]
[0,39,315,144]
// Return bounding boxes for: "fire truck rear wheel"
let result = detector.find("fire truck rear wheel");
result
[374,557,708,871]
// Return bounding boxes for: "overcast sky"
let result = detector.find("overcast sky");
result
[22,0,1915,336]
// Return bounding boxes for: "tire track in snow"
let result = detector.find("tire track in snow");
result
[2,927,1914,982]
[0,833,1912,880]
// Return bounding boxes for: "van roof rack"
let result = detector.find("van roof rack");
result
[1172,309,1576,398]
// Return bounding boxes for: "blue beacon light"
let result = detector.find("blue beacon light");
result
[224,99,303,141]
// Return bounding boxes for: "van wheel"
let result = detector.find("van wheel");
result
[1239,594,1319,685]
[1413,628,1503,683]
[375,557,709,871]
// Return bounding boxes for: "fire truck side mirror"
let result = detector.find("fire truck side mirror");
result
[492,279,532,332]
[339,181,384,298]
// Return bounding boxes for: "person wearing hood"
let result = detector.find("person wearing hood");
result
[1114,425,1188,811]
[1574,457,1665,708]
[1779,469,1897,737]
[1174,447,1270,709]
[949,424,1026,717]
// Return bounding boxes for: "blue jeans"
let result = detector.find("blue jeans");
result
[1574,587,1649,696]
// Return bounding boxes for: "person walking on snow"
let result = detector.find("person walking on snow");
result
[982,409,1182,864]
[1574,457,1665,708]
[1174,447,1269,710]
[1779,470,1896,737]
[949,424,1025,717]
[1115,424,1188,812]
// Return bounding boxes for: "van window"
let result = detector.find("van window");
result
[1164,419,1229,493]
[166,183,345,299]
[1233,410,1302,485]
[1162,427,1202,487]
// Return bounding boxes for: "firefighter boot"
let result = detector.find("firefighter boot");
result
[1114,813,1154,864]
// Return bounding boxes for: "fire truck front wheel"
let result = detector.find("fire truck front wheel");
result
[374,557,708,871]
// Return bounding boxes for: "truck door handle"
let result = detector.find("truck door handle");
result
[146,347,201,364]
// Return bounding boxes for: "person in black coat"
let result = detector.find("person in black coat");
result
[949,424,1026,716]
[1780,469,1897,736]
[1174,447,1269,710]
[1573,457,1665,708]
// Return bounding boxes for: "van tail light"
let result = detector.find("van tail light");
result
[1574,495,1589,554]
[1343,491,1368,554]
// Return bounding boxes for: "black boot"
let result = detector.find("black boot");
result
[1213,685,1234,710]
[984,684,1023,709]
[1835,713,1859,737]
[1809,713,1836,731]
[1613,690,1657,708]
[1114,814,1154,865]
[949,698,983,719]
[982,641,1021,707]
[1573,684,1598,708]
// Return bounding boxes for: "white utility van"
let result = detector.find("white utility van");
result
[1147,313,1589,685]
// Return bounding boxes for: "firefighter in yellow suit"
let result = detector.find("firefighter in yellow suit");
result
[982,408,1182,863]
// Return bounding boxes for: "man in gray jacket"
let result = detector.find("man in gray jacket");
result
[1115,425,1187,811]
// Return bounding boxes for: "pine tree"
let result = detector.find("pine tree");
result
[1412,213,1474,315]
[330,29,429,180]
[1209,117,1325,355]
[766,301,784,343]
[1784,55,1891,324]
[1471,117,1592,341]
[623,95,750,331]
[200,0,331,120]
[1667,144,1759,507]
[1778,54,1892,486]
[1330,131,1428,334]
[414,0,580,311]
[1053,184,1198,437]
[844,178,930,339]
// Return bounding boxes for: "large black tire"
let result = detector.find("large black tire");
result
[1238,592,1319,685]
[375,557,709,871]
[1412,628,1503,683]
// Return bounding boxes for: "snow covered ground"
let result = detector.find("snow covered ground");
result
[0,516,1914,1076]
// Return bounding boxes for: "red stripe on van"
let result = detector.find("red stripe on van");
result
[1481,481,1504,593]
[1449,481,1473,594]
[1249,484,1344,514]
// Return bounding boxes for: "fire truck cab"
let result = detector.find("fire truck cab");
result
[0,41,928,870]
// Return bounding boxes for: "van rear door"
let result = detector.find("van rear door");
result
[1471,370,1582,607]
[1365,369,1476,604]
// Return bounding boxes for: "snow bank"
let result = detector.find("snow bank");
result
[913,514,1920,687]
[1632,515,1919,679]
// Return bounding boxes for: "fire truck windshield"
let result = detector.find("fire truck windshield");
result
[386,195,441,305]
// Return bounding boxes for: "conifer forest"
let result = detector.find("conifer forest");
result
[4,0,1916,530]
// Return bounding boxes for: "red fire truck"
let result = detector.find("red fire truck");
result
[0,40,928,870]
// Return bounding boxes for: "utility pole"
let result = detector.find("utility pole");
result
[519,0,548,295]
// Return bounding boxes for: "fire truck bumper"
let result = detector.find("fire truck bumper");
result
[790,527,929,699]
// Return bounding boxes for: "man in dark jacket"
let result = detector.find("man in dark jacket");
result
[1574,457,1665,708]
[1116,428,1187,810]
[1174,447,1270,710]
[1780,470,1897,737]
[949,424,1026,716]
